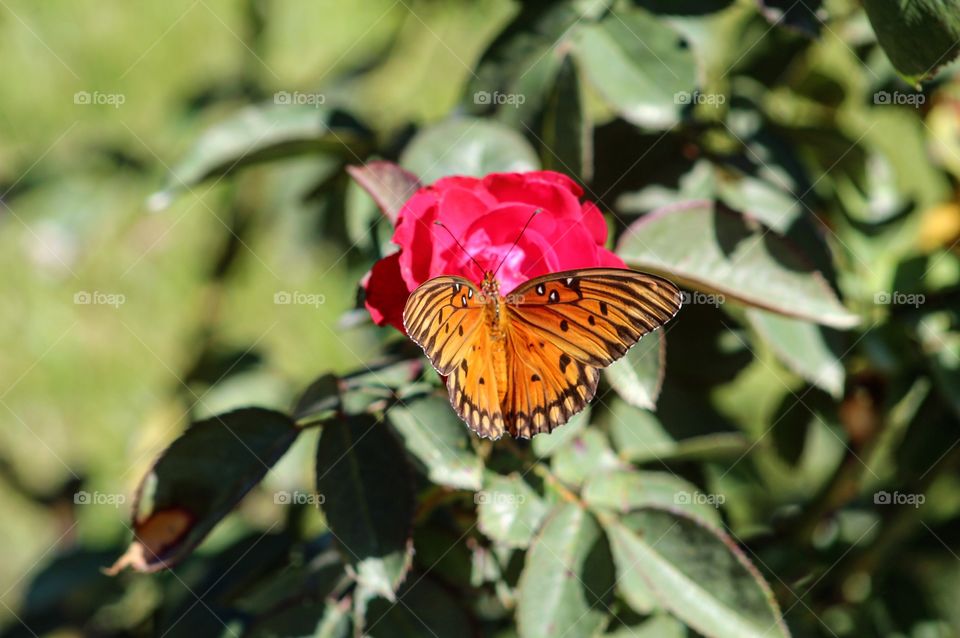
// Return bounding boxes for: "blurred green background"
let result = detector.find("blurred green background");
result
[0,0,479,608]
[3,0,960,637]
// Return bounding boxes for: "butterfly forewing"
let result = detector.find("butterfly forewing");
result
[403,276,485,375]
[402,276,506,439]
[500,268,681,437]
[507,268,682,367]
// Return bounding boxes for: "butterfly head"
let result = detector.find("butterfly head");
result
[433,209,542,295]
[480,271,501,301]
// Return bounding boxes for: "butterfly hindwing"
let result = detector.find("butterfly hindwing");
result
[402,276,506,439]
[448,333,506,439]
[502,326,599,438]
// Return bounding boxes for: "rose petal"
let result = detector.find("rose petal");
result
[436,186,492,238]
[482,172,584,221]
[363,252,409,332]
[580,201,610,245]
[496,170,584,197]
[394,198,440,289]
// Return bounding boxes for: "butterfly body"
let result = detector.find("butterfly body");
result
[403,268,681,440]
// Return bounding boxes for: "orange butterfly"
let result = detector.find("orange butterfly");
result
[403,223,682,440]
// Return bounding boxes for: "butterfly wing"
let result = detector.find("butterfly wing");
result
[403,276,506,439]
[502,268,681,437]
[502,326,600,438]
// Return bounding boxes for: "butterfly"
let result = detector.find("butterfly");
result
[402,222,681,439]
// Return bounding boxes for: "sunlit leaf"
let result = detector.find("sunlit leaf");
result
[583,470,722,526]
[531,405,591,458]
[552,429,623,488]
[605,510,789,638]
[618,201,859,328]
[573,8,696,129]
[746,309,845,398]
[604,330,665,410]
[387,395,483,490]
[517,504,615,638]
[477,472,549,548]
[607,399,749,462]
[400,118,540,184]
[152,104,370,207]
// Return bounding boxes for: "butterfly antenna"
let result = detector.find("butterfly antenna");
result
[493,208,541,278]
[433,221,485,276]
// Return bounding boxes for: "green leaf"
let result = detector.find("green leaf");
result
[517,504,615,638]
[313,600,352,638]
[316,416,415,600]
[233,549,345,616]
[617,201,858,328]
[605,510,789,638]
[364,576,473,638]
[387,395,483,490]
[572,8,696,130]
[108,409,300,573]
[604,330,665,410]
[346,160,422,225]
[918,316,960,419]
[467,0,596,129]
[604,399,749,464]
[293,360,426,425]
[540,55,592,181]
[245,599,351,638]
[606,614,688,638]
[531,405,591,458]
[583,470,722,527]
[400,118,540,185]
[746,309,845,398]
[477,472,549,548]
[715,171,806,235]
[552,429,623,488]
[293,374,341,424]
[863,0,960,83]
[151,104,370,207]
[757,0,824,38]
